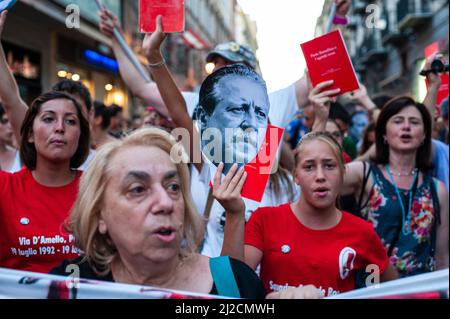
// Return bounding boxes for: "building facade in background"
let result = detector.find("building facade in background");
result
[2,0,129,111]
[2,0,258,118]
[162,0,237,92]
[316,0,448,101]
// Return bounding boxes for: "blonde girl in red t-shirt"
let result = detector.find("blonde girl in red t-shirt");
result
[214,99,399,298]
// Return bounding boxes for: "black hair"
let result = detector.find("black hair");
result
[20,91,90,170]
[329,102,351,125]
[375,96,433,172]
[108,104,123,117]
[0,102,4,119]
[198,64,267,115]
[372,95,393,110]
[93,101,111,130]
[52,80,92,112]
[359,121,376,156]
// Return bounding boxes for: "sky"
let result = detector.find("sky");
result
[237,0,326,93]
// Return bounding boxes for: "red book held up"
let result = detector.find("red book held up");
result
[139,0,185,33]
[207,125,284,203]
[301,30,359,95]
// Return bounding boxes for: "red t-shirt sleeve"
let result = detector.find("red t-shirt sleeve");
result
[244,208,265,250]
[363,223,390,274]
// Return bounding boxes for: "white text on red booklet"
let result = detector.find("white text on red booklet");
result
[301,30,359,95]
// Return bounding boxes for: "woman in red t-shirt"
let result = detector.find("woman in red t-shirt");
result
[215,131,398,298]
[0,90,90,273]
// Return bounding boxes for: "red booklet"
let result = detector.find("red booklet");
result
[241,125,284,202]
[301,30,359,95]
[208,125,284,203]
[139,0,185,33]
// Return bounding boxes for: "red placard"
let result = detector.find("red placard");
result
[208,125,284,203]
[425,42,440,60]
[301,30,359,96]
[240,125,284,202]
[139,0,185,33]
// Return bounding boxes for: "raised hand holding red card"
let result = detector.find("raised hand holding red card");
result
[207,125,284,203]
[139,0,185,33]
[301,30,359,96]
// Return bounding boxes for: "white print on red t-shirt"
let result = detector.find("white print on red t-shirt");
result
[339,247,356,280]
[9,234,80,258]
[268,281,340,297]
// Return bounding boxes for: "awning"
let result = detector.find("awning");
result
[181,29,211,50]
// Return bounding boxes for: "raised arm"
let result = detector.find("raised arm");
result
[309,80,366,197]
[422,54,443,131]
[212,163,247,262]
[294,73,312,110]
[98,9,170,118]
[351,84,380,123]
[213,164,265,273]
[293,0,352,110]
[309,80,340,132]
[142,16,201,169]
[0,11,28,144]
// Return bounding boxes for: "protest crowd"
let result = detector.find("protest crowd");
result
[0,0,448,300]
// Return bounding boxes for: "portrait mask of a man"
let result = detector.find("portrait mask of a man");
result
[194,64,270,175]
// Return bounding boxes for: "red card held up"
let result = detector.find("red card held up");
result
[301,30,359,95]
[208,125,284,203]
[139,0,185,33]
